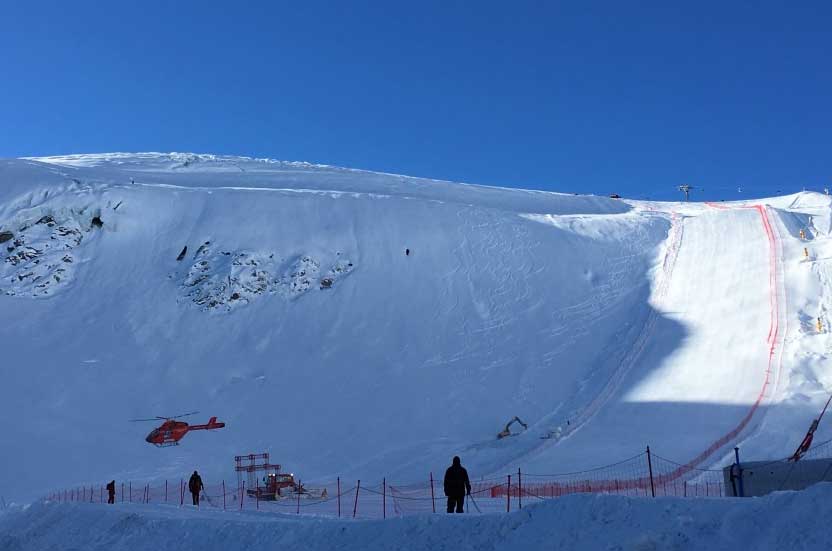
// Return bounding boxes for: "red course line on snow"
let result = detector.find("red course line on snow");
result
[669,203,781,475]
[521,203,786,493]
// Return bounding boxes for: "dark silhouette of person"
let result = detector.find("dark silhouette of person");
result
[106,480,115,504]
[405,248,410,256]
[188,470,204,506]
[443,456,471,513]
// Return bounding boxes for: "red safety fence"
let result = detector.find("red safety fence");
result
[46,437,832,518]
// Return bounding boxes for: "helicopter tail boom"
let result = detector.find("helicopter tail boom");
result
[189,417,226,431]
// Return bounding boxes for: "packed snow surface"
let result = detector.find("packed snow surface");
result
[3,484,832,551]
[2,153,832,508]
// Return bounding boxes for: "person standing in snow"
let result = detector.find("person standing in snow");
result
[443,456,471,513]
[188,470,204,506]
[106,480,115,504]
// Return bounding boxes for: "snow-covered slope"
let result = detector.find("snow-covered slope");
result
[5,484,832,551]
[2,153,831,504]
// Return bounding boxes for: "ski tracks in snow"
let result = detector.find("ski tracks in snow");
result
[674,203,789,473]
[515,203,788,477]
[505,210,684,466]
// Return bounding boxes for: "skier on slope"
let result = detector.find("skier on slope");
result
[188,470,204,506]
[443,456,471,513]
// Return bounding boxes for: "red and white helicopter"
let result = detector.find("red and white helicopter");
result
[130,411,225,447]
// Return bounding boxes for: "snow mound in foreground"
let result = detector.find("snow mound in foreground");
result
[3,484,832,551]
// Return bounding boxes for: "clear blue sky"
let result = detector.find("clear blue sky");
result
[1,1,831,200]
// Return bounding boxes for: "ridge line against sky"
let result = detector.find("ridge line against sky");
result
[1,1,831,201]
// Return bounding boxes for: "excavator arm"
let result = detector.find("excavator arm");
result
[497,416,528,439]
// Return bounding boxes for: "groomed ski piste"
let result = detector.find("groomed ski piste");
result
[2,153,832,549]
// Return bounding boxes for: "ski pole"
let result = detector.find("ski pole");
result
[468,493,481,513]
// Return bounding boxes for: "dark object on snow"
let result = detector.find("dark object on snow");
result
[0,231,12,244]
[443,456,471,513]
[176,246,188,261]
[405,248,410,256]
[497,416,528,439]
[189,471,204,506]
[609,194,621,199]
[194,241,210,258]
[91,216,103,228]
[106,480,115,504]
[37,215,55,226]
[320,277,333,289]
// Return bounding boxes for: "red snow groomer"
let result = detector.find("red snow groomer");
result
[235,452,326,501]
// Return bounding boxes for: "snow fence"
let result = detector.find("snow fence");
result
[44,438,832,519]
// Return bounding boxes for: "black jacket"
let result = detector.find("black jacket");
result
[443,459,471,497]
[188,473,204,493]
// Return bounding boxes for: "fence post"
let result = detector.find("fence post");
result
[518,468,522,510]
[180,479,184,506]
[240,482,245,510]
[296,480,300,514]
[223,480,226,511]
[647,446,656,497]
[383,478,386,519]
[684,480,687,497]
[646,447,655,498]
[337,477,341,518]
[100,486,103,503]
[430,472,436,513]
[165,480,168,503]
[129,482,132,503]
[353,479,361,518]
[507,475,511,513]
[734,447,745,497]
[256,477,259,510]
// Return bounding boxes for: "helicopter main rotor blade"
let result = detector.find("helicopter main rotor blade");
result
[129,411,200,422]
[170,411,200,419]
